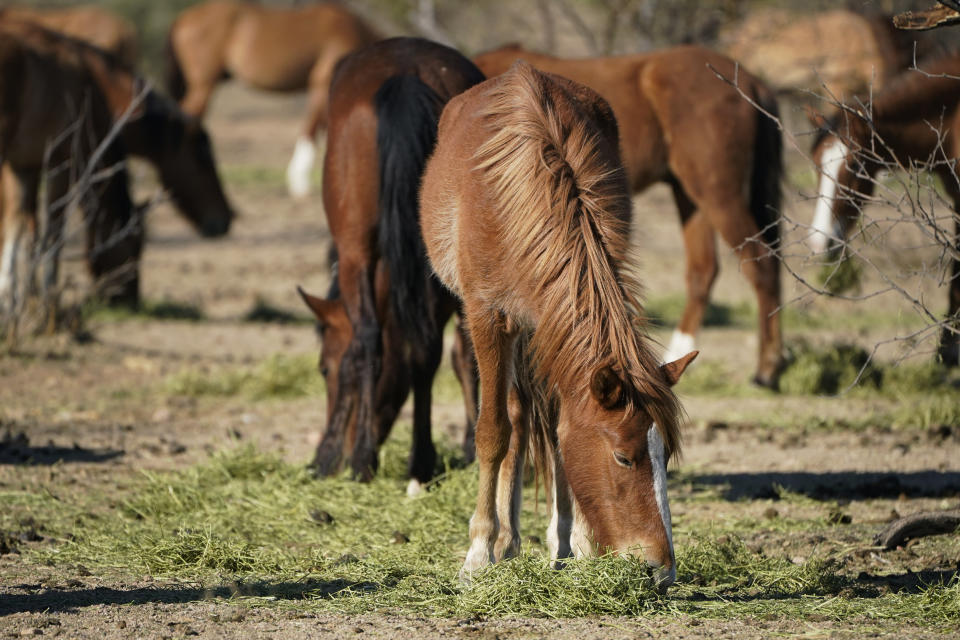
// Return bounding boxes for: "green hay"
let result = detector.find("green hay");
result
[16,447,958,624]
[816,255,864,296]
[164,354,322,399]
[779,342,881,395]
[82,298,205,323]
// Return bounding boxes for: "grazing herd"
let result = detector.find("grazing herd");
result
[0,1,957,587]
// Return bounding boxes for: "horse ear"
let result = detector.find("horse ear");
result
[590,366,624,409]
[297,285,342,326]
[660,351,699,386]
[805,104,828,130]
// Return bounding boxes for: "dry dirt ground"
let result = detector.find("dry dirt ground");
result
[1,82,959,638]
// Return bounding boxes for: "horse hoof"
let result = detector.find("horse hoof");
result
[406,478,423,497]
[752,372,780,391]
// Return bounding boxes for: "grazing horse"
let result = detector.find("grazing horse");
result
[0,31,138,322]
[809,55,960,367]
[0,22,234,309]
[474,44,784,388]
[0,5,137,66]
[297,38,483,492]
[165,0,381,199]
[420,61,697,586]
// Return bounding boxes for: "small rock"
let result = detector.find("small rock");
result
[763,507,779,520]
[167,442,187,456]
[390,531,410,545]
[19,629,41,637]
[116,621,126,629]
[353,627,364,634]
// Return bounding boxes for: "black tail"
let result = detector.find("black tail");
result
[164,30,186,102]
[750,87,783,251]
[373,74,444,347]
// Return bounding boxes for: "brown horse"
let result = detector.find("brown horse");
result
[474,44,784,388]
[0,21,234,309]
[165,0,381,199]
[420,61,697,585]
[809,55,960,367]
[0,5,137,66]
[0,30,139,324]
[296,38,484,492]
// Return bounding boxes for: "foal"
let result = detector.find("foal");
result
[421,62,696,587]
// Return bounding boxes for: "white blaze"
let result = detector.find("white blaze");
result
[648,425,675,586]
[286,136,317,199]
[663,330,695,365]
[811,139,849,254]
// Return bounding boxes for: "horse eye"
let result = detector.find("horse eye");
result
[320,365,329,377]
[614,452,633,468]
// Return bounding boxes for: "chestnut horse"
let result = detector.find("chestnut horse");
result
[165,0,381,199]
[0,31,138,324]
[0,22,234,309]
[474,44,784,387]
[0,5,137,66]
[810,55,960,367]
[297,38,483,492]
[421,61,697,586]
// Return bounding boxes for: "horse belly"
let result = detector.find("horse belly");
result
[225,27,315,91]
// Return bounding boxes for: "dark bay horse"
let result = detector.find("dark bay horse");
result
[810,55,960,366]
[0,5,137,66]
[1,21,234,307]
[420,61,697,585]
[165,0,381,199]
[474,44,784,388]
[0,30,138,323]
[297,37,484,493]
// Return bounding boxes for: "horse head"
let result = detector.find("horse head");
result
[559,350,697,589]
[139,92,234,237]
[808,106,876,256]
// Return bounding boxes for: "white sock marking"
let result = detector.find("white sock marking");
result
[663,330,695,365]
[406,478,423,497]
[811,139,848,254]
[648,425,676,586]
[286,136,316,199]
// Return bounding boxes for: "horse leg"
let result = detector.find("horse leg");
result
[461,304,516,578]
[0,167,39,334]
[451,313,478,463]
[404,330,442,497]
[86,194,144,309]
[37,169,71,330]
[546,444,573,565]
[494,389,527,561]
[664,181,718,363]
[936,166,960,366]
[704,203,783,388]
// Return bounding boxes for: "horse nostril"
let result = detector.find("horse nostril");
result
[201,218,231,237]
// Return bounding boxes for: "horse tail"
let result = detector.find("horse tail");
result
[750,84,783,251]
[373,74,444,346]
[514,332,560,505]
[164,29,186,102]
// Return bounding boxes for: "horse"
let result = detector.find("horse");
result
[809,55,960,367]
[0,21,234,310]
[0,4,137,67]
[296,37,484,493]
[165,0,381,199]
[420,61,697,586]
[473,44,784,388]
[0,31,139,326]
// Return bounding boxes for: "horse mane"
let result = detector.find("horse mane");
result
[474,61,682,457]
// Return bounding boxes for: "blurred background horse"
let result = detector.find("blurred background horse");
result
[474,45,784,388]
[165,0,381,199]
